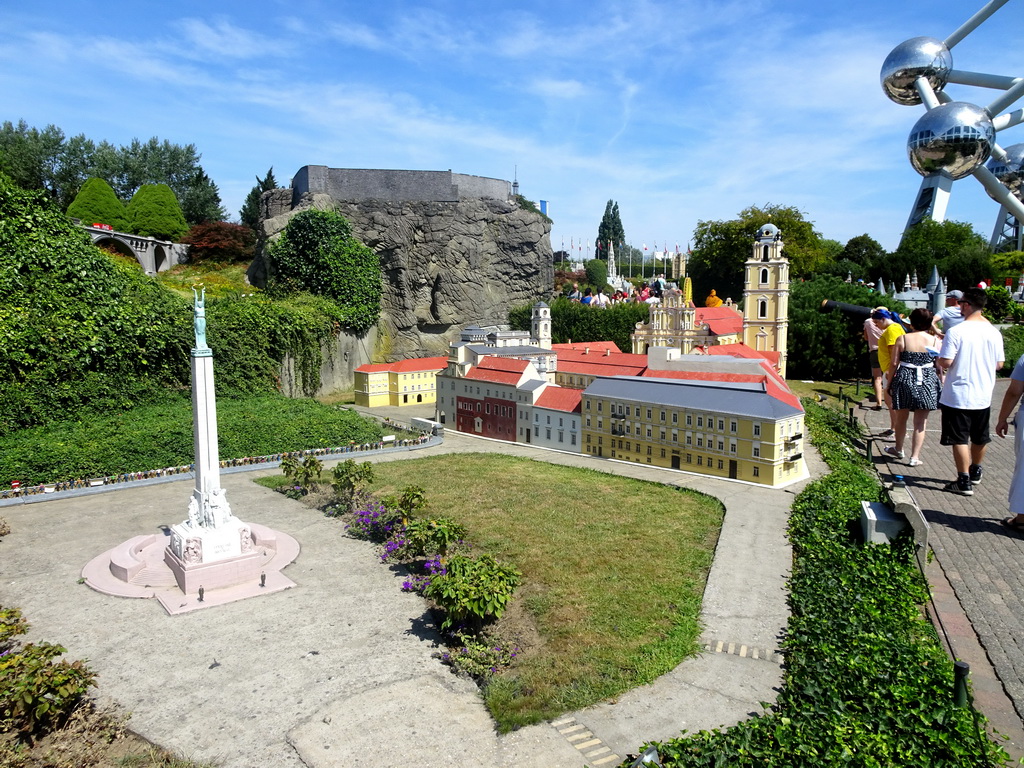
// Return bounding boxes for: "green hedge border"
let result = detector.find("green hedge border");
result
[627,400,1008,767]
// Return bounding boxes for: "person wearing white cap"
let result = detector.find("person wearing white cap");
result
[932,290,965,337]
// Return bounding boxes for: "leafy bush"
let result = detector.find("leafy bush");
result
[508,298,649,352]
[331,460,377,513]
[584,258,608,290]
[65,177,128,231]
[126,183,189,241]
[788,276,907,380]
[0,606,96,738]
[267,208,382,334]
[437,631,520,680]
[344,497,404,542]
[404,517,467,558]
[633,401,1007,767]
[181,221,255,263]
[0,174,192,431]
[1002,325,1024,374]
[425,554,522,630]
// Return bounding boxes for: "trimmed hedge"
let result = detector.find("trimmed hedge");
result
[629,401,1008,767]
[0,395,383,486]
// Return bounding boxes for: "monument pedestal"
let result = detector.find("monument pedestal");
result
[166,518,279,594]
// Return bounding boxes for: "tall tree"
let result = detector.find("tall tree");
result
[179,169,225,224]
[595,200,625,260]
[841,234,886,269]
[888,219,989,290]
[0,120,222,220]
[240,167,278,231]
[687,204,827,302]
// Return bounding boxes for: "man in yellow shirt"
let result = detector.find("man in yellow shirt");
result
[873,308,905,437]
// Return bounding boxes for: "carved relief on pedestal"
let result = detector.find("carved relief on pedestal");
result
[208,488,232,527]
[239,526,253,553]
[184,537,203,564]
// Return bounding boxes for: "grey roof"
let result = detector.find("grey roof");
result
[520,380,547,393]
[583,375,802,421]
[467,344,550,357]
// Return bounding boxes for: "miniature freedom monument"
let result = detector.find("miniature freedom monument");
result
[83,289,298,614]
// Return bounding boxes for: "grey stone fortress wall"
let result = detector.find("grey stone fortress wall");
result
[290,165,511,204]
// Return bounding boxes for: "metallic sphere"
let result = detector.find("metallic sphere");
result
[907,101,994,180]
[881,36,952,106]
[985,143,1024,201]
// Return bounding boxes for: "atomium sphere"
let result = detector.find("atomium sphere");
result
[907,101,994,180]
[985,143,1024,201]
[881,36,952,106]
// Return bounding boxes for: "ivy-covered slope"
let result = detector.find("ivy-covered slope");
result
[0,175,192,431]
[0,174,378,432]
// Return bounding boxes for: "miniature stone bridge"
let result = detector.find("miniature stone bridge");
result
[80,223,189,275]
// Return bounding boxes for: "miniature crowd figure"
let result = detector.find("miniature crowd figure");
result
[937,287,1005,496]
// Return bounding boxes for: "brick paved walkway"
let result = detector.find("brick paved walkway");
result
[861,378,1024,751]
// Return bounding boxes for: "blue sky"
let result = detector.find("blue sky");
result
[3,0,1023,255]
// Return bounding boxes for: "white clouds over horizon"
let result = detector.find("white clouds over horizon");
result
[2,0,1024,254]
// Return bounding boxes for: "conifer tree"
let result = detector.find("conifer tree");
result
[65,177,128,231]
[239,167,278,231]
[595,200,625,260]
[126,183,189,241]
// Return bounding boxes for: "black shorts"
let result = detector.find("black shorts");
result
[869,349,880,370]
[939,405,992,446]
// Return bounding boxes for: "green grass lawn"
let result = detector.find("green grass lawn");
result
[358,453,724,730]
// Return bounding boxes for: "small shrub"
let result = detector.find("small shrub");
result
[425,554,522,631]
[404,517,468,559]
[436,631,520,681]
[0,517,9,538]
[344,497,403,542]
[0,606,28,653]
[331,460,376,512]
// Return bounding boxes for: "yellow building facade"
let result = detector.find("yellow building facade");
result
[580,374,806,488]
[354,356,449,407]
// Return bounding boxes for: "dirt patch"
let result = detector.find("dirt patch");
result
[0,701,204,768]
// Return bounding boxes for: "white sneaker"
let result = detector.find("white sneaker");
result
[908,457,922,467]
[884,446,904,459]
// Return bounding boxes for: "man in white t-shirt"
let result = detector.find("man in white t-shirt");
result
[937,287,1005,495]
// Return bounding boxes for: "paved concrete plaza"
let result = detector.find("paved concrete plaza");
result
[0,402,812,767]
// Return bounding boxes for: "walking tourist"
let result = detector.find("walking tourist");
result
[995,353,1024,530]
[884,308,941,466]
[863,307,886,410]
[873,308,905,437]
[937,287,1005,496]
[932,290,965,337]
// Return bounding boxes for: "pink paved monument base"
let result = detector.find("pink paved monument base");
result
[83,523,299,616]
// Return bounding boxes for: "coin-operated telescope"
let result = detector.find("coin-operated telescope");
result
[820,301,910,330]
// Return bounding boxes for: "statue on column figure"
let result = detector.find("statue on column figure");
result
[192,287,208,349]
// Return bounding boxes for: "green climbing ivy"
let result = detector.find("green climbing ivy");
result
[266,208,382,334]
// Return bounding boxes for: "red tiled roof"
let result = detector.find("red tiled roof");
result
[535,387,582,412]
[463,367,523,385]
[552,341,621,353]
[707,343,781,366]
[355,356,448,373]
[475,356,531,373]
[693,307,743,335]
[559,360,648,378]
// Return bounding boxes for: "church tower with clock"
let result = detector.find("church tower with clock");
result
[742,222,789,377]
